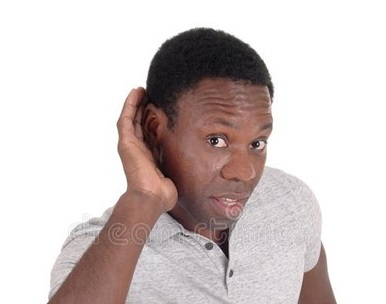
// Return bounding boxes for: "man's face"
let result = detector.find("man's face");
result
[158,78,273,237]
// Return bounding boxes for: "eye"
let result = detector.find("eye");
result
[250,140,267,150]
[207,137,228,148]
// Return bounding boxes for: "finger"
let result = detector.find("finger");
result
[133,94,147,139]
[120,87,145,121]
[117,87,145,138]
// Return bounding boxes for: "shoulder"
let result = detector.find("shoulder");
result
[49,207,114,298]
[259,166,312,191]
[257,167,319,206]
[61,206,114,249]
[250,166,322,226]
[255,167,323,269]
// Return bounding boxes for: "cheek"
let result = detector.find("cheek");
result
[159,147,199,182]
[163,149,219,193]
[177,151,211,182]
[254,154,267,179]
[182,147,228,176]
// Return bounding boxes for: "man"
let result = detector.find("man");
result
[48,28,336,303]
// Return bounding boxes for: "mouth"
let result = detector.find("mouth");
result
[212,193,250,204]
[219,198,239,205]
[210,195,249,220]
[215,197,244,206]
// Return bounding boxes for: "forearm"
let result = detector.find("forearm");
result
[48,192,163,304]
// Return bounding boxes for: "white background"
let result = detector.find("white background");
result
[1,1,385,303]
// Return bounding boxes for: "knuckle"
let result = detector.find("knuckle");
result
[116,117,123,129]
[117,141,127,156]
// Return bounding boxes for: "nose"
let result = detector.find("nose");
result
[220,150,257,182]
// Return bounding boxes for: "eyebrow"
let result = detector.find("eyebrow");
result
[206,118,273,131]
[259,122,273,132]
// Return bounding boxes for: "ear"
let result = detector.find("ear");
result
[142,103,169,148]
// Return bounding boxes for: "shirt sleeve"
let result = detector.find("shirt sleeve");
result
[285,173,322,272]
[49,234,97,299]
[48,208,112,299]
[302,186,322,272]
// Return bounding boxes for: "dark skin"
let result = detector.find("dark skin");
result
[299,244,336,303]
[151,78,273,242]
[48,78,336,303]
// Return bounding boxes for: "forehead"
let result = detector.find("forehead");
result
[177,78,272,116]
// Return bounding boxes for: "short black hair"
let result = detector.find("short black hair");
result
[146,27,274,126]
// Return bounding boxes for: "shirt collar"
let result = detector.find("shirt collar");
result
[148,212,185,243]
[148,212,244,244]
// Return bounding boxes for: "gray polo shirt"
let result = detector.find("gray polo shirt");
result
[49,167,322,303]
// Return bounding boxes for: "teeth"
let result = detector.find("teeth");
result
[221,198,238,205]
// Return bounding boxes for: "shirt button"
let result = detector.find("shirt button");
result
[229,270,234,277]
[205,242,214,250]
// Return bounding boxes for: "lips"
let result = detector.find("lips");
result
[209,195,249,220]
[218,198,239,206]
[211,195,249,207]
[213,192,249,200]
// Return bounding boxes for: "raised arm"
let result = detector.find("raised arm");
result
[48,88,177,304]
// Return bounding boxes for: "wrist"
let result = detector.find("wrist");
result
[119,188,166,217]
